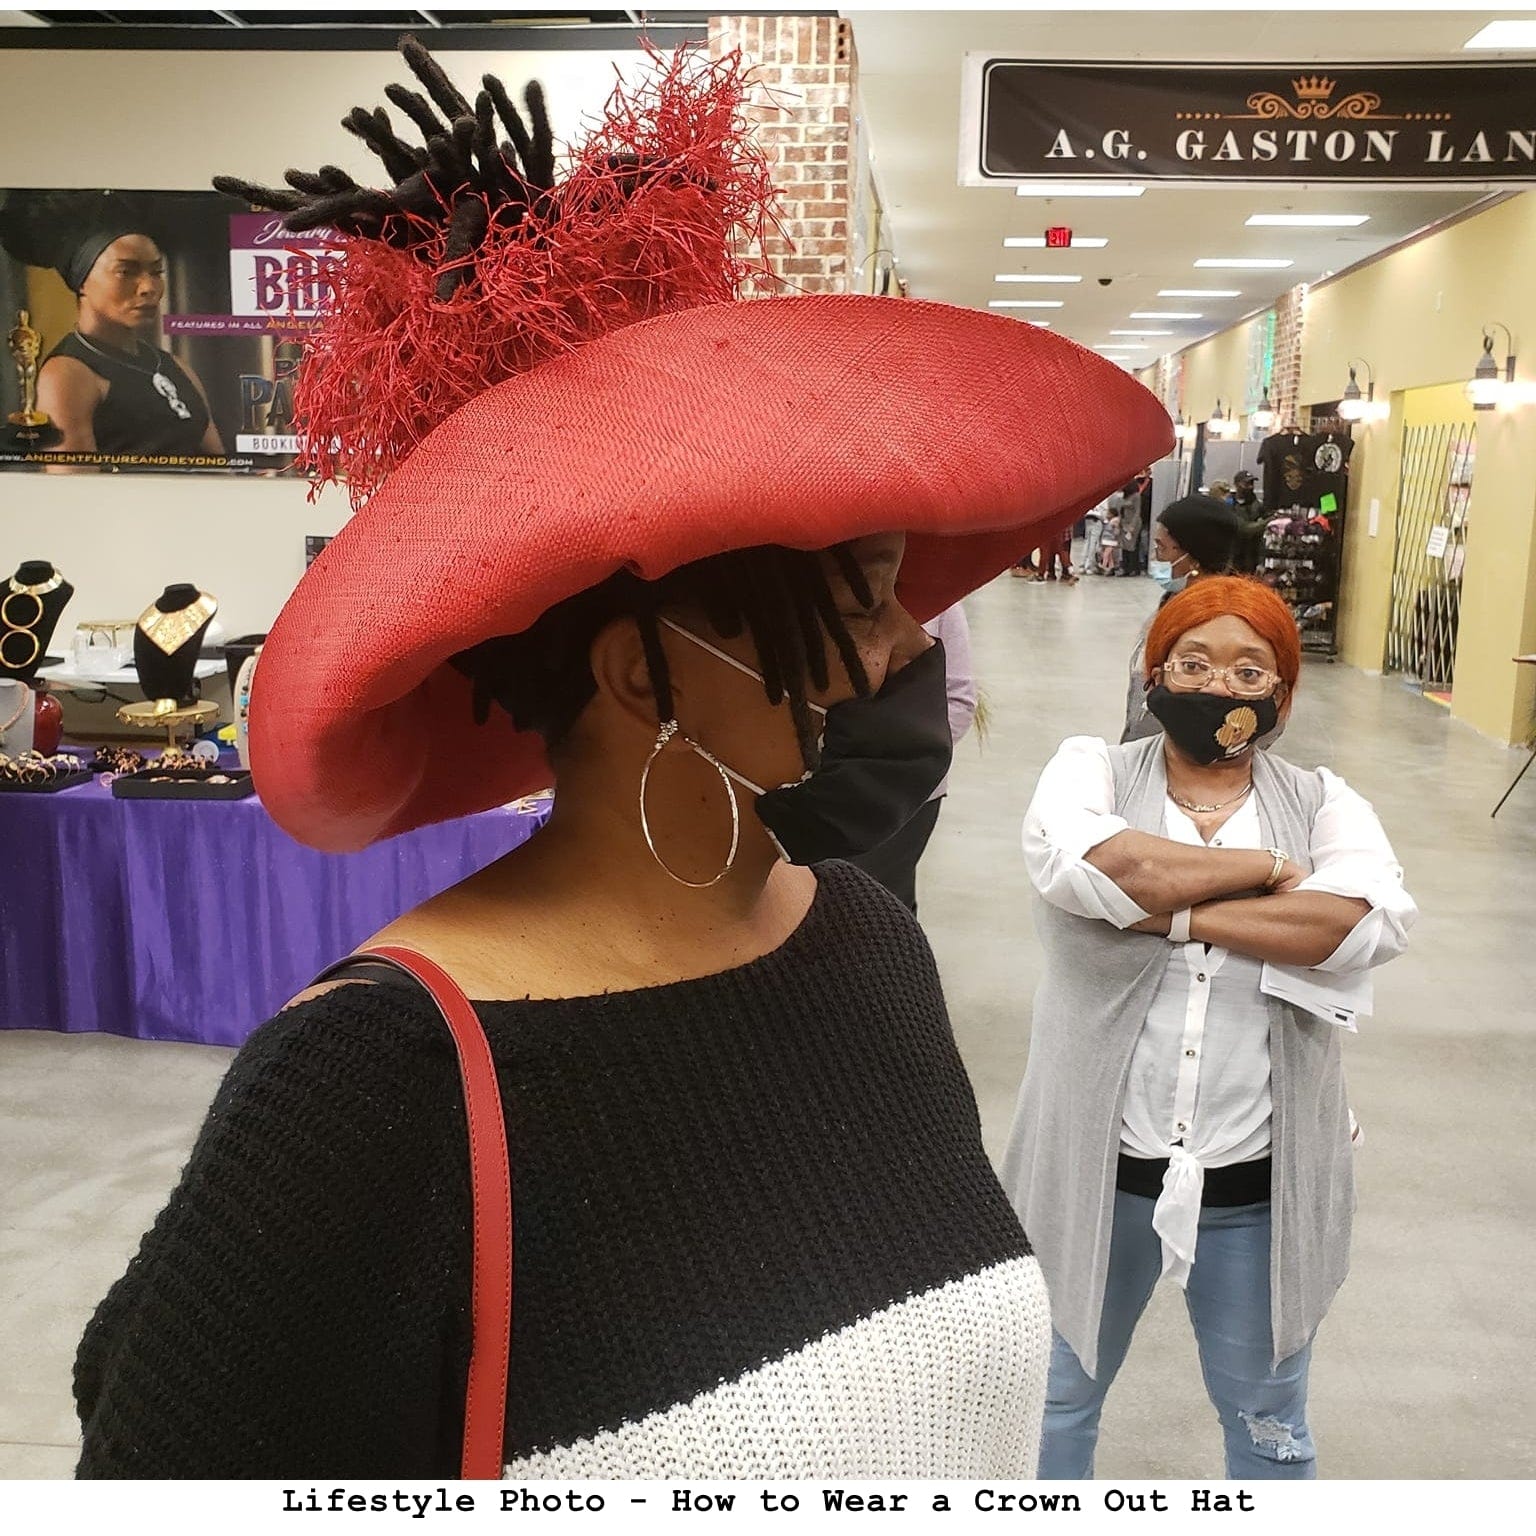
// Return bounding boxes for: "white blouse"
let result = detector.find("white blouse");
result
[1022,736,1417,1284]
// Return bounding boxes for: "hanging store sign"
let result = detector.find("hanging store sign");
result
[961,60,1536,187]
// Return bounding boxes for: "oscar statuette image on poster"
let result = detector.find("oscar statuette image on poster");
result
[0,188,338,476]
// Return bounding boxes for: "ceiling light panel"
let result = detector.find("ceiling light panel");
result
[1130,311,1202,320]
[994,273,1082,283]
[988,300,1065,309]
[1246,214,1369,228]
[1014,183,1145,198]
[1195,258,1295,269]
[1110,328,1172,336]
[1004,236,1109,248]
[1159,289,1242,298]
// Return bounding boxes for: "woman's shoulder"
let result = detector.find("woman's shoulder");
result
[213,981,460,1138]
[1254,750,1337,819]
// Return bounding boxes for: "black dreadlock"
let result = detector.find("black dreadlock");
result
[452,545,875,771]
[211,35,557,300]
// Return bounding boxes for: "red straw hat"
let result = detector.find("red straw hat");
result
[253,297,1169,850]
[219,39,1170,850]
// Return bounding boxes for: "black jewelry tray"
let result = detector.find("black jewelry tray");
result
[0,767,93,794]
[112,768,256,801]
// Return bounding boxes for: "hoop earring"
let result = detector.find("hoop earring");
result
[638,720,741,889]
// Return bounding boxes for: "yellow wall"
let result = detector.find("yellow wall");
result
[1305,194,1536,743]
[1173,315,1258,432]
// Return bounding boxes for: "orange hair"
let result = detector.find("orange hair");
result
[1144,576,1302,689]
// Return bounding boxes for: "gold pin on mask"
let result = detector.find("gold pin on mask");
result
[1216,706,1259,751]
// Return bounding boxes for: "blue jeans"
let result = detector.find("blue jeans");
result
[1039,1190,1317,1480]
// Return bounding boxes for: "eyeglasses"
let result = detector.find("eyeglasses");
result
[1161,656,1281,697]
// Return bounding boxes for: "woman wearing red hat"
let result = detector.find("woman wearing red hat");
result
[71,42,1170,1479]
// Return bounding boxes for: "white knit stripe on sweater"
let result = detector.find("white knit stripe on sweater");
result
[507,1255,1050,1480]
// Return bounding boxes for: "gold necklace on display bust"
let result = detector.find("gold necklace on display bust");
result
[137,593,218,656]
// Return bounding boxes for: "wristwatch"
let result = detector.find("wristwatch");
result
[1262,848,1290,890]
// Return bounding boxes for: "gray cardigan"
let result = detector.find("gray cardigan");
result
[1000,734,1353,1376]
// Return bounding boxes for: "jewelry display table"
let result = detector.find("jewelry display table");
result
[0,777,550,1045]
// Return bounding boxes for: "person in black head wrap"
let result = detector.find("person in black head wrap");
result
[1122,494,1248,742]
[0,190,224,465]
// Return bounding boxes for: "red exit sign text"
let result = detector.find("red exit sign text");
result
[1045,226,1074,249]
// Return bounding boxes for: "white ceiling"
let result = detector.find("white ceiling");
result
[846,7,1531,368]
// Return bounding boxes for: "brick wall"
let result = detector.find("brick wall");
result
[1271,282,1308,426]
[709,14,858,295]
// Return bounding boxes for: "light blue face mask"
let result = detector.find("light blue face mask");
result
[1148,559,1188,596]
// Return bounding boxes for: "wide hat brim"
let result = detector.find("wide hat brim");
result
[252,294,1171,850]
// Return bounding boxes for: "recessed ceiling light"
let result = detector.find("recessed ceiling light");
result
[1246,214,1370,228]
[1110,328,1172,336]
[1014,183,1145,198]
[995,273,1083,284]
[1027,320,1052,328]
[1130,311,1202,320]
[988,299,1066,309]
[1194,258,1294,269]
[1004,236,1109,249]
[1159,288,1242,298]
[1464,21,1536,48]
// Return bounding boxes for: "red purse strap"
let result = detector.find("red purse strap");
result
[321,945,512,1479]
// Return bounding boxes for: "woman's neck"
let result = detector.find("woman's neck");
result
[378,742,816,1001]
[76,309,146,356]
[1162,737,1255,795]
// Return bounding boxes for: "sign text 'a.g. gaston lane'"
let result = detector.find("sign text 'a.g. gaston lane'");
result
[965,62,1536,185]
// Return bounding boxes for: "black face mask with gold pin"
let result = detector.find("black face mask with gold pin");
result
[1145,685,1281,764]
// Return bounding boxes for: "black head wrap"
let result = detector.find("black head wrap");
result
[59,227,147,292]
[1157,494,1245,574]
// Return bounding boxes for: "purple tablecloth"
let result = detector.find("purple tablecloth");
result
[1,776,549,1046]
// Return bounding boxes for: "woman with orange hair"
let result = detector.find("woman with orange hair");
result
[1003,576,1415,1480]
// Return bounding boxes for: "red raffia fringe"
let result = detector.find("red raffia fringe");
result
[293,45,786,506]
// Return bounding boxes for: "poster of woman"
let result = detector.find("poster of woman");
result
[0,187,331,475]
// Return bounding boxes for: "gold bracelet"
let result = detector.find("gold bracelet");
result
[1263,847,1289,890]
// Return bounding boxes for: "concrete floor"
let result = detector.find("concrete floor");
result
[3,565,1534,1479]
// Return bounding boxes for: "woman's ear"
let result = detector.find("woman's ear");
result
[587,615,665,735]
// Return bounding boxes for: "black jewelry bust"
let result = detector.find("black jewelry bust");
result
[1,560,74,683]
[134,584,218,706]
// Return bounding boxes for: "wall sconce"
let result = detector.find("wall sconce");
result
[1337,359,1375,422]
[1173,413,1197,443]
[1468,324,1516,410]
[1209,400,1239,438]
[1251,387,1276,431]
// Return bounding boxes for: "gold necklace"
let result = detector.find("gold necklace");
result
[0,683,30,735]
[1169,780,1254,815]
[137,593,218,656]
[0,574,63,671]
[7,572,64,599]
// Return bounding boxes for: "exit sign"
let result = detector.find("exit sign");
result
[1045,226,1073,249]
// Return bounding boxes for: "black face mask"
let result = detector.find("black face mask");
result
[661,621,954,866]
[1145,684,1281,765]
[755,638,953,864]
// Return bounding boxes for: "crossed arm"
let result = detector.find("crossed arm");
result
[1023,738,1413,974]
[1084,830,1370,968]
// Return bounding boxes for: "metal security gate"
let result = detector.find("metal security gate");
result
[1385,421,1475,690]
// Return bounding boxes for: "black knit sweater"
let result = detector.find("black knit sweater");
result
[75,862,1046,1479]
